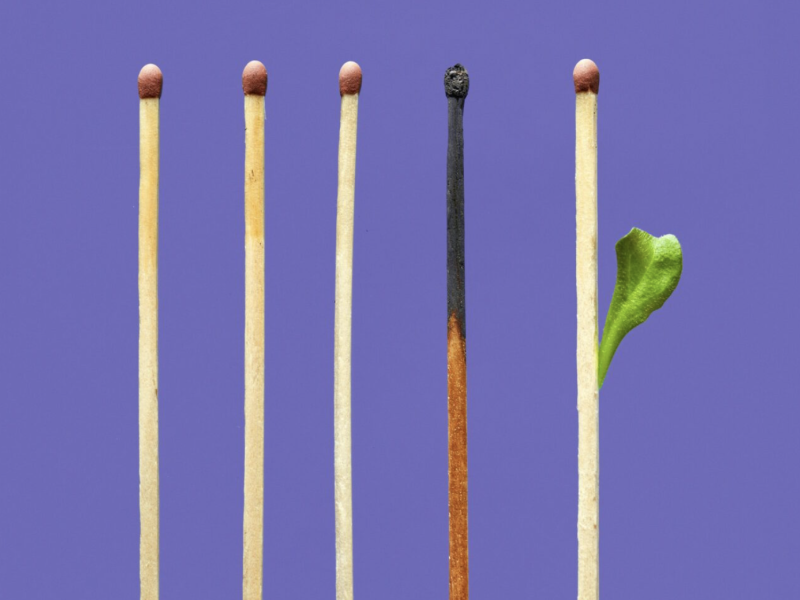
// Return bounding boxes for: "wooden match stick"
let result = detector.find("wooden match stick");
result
[574,58,600,600]
[444,63,470,600]
[242,60,267,600]
[138,63,162,600]
[334,60,361,600]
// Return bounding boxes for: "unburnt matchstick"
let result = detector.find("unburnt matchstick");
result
[334,60,361,600]
[242,60,267,600]
[574,58,600,600]
[444,62,470,600]
[138,63,162,600]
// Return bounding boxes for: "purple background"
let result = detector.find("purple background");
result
[1,0,798,597]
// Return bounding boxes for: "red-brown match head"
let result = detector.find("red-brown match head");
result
[138,64,163,99]
[339,61,362,96]
[573,59,599,94]
[242,60,268,96]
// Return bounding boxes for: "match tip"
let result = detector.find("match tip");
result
[138,64,163,99]
[339,61,362,96]
[242,61,268,96]
[573,59,599,94]
[444,64,469,99]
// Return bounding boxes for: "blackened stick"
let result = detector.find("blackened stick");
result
[445,63,470,600]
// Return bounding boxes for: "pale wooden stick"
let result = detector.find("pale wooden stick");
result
[242,60,267,600]
[334,61,361,600]
[138,63,162,600]
[574,58,600,600]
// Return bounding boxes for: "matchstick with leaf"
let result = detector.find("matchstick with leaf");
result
[574,58,683,600]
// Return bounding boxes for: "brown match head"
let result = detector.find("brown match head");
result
[573,59,599,94]
[339,61,362,96]
[138,64,163,99]
[242,61,268,96]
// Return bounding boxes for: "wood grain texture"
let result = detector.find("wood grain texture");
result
[334,91,359,600]
[447,314,469,600]
[243,92,265,600]
[139,95,160,600]
[576,89,599,600]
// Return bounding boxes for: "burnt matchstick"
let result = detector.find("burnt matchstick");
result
[334,60,361,600]
[574,58,600,600]
[242,60,267,600]
[138,63,162,600]
[444,63,470,600]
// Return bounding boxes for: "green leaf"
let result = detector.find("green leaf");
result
[598,228,682,387]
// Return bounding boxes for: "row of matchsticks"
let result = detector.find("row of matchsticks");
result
[137,59,602,600]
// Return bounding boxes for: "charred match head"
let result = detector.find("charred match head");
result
[138,64,163,99]
[444,64,469,99]
[242,60,268,96]
[339,61,362,96]
[573,59,600,94]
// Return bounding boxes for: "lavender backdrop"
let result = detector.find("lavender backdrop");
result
[0,0,797,597]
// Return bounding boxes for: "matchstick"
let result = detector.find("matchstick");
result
[138,63,162,600]
[444,63,470,600]
[334,60,361,600]
[574,58,600,600]
[242,60,267,600]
